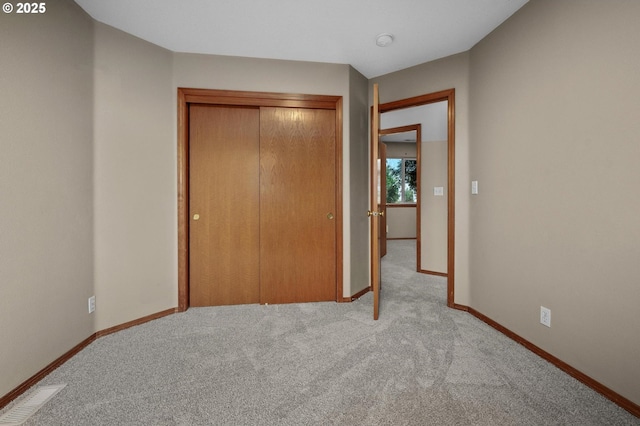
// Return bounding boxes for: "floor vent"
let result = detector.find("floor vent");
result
[0,384,66,425]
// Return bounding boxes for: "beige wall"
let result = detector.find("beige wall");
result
[0,0,94,397]
[386,142,416,160]
[172,53,359,297]
[421,141,448,273]
[93,24,176,330]
[371,53,471,305]
[469,0,640,405]
[386,208,416,239]
[348,67,370,296]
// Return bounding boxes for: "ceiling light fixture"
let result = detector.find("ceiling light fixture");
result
[375,33,394,47]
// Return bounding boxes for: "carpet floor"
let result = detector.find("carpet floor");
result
[2,240,638,425]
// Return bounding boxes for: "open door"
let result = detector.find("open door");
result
[370,84,383,320]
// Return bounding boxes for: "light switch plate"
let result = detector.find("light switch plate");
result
[434,186,444,196]
[471,181,478,194]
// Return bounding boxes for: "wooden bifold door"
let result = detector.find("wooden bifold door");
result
[188,99,339,307]
[189,105,260,306]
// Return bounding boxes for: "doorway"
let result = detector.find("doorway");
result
[177,88,344,311]
[378,89,455,307]
[379,124,421,263]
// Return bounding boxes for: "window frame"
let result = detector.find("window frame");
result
[386,156,417,205]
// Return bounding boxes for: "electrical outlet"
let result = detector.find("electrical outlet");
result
[540,306,551,327]
[88,296,95,314]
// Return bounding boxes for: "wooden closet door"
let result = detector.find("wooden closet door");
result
[259,107,337,304]
[189,105,260,306]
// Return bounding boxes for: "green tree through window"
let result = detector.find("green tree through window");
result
[386,158,416,203]
[386,160,400,203]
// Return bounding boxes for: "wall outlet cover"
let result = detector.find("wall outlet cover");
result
[540,306,551,327]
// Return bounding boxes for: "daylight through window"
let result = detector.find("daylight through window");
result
[386,158,417,204]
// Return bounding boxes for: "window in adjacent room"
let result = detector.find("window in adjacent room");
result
[386,157,416,204]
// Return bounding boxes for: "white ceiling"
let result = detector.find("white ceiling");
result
[380,102,448,143]
[74,0,528,78]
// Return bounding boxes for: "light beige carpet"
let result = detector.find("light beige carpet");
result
[2,240,637,425]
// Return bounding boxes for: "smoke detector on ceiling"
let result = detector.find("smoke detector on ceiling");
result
[376,33,394,47]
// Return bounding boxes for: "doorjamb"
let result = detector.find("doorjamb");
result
[379,89,455,308]
[177,88,344,311]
